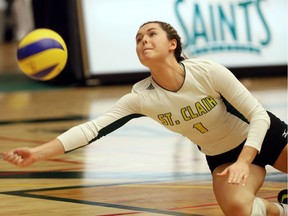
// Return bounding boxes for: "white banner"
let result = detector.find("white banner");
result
[80,0,287,74]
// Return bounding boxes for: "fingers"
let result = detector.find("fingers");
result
[2,151,24,166]
[217,169,242,184]
[242,174,248,186]
[217,167,248,186]
[216,168,228,176]
[227,172,248,185]
[228,173,241,184]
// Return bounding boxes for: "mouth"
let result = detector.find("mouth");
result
[143,48,153,54]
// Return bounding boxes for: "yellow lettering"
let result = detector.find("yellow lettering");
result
[158,113,174,126]
[181,107,191,121]
[195,102,207,116]
[158,114,168,125]
[201,98,212,111]
[206,96,217,108]
[180,96,217,122]
[187,106,198,118]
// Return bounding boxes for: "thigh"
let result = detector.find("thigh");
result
[273,144,287,173]
[212,163,266,215]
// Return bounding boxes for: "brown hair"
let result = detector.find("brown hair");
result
[140,21,186,62]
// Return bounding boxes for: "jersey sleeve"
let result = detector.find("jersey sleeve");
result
[57,92,144,152]
[208,61,270,152]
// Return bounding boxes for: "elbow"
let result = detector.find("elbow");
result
[264,111,271,128]
[249,106,271,128]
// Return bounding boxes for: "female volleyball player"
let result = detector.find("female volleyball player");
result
[3,21,287,216]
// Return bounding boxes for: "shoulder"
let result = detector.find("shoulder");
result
[182,58,231,78]
[118,76,154,105]
[113,77,154,114]
[182,58,226,71]
[132,76,154,93]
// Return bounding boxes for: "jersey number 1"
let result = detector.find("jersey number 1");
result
[193,122,208,133]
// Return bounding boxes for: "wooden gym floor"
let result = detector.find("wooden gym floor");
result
[0,42,287,215]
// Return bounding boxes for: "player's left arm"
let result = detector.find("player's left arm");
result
[209,61,270,152]
[208,61,270,184]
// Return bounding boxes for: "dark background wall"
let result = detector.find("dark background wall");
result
[32,0,85,85]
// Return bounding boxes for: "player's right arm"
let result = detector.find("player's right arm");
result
[3,138,65,167]
[59,92,143,152]
[3,92,142,167]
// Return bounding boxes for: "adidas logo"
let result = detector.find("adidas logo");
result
[282,129,288,138]
[146,83,155,90]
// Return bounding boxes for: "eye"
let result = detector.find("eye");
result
[150,32,157,37]
[136,37,141,44]
[136,35,143,44]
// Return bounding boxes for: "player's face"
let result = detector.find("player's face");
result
[136,23,175,67]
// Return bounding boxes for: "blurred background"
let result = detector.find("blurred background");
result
[0,3,286,215]
[0,0,287,87]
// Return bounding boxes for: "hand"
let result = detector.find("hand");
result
[2,148,37,167]
[216,161,250,186]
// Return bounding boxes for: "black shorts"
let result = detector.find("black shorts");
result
[206,111,287,173]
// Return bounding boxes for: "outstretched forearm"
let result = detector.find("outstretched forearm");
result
[32,138,65,161]
[3,138,65,167]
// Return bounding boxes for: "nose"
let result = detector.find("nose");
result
[142,35,148,44]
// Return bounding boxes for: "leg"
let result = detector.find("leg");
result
[272,145,288,216]
[273,145,287,173]
[212,163,282,216]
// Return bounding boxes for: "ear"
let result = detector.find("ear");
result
[169,39,177,51]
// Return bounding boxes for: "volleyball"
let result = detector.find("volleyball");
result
[16,28,68,81]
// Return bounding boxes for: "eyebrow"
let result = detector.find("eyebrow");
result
[136,28,158,39]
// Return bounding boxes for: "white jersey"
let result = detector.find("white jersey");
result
[58,58,270,156]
